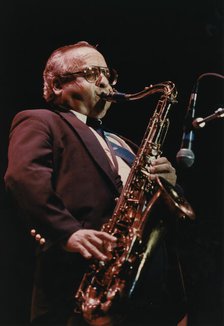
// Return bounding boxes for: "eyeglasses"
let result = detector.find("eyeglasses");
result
[60,65,118,86]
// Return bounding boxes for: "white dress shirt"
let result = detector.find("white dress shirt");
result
[70,110,133,186]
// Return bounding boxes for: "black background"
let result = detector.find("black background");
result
[0,0,223,325]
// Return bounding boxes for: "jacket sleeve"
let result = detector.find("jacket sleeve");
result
[4,110,83,251]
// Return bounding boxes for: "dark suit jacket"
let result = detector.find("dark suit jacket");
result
[4,108,123,321]
[5,108,187,324]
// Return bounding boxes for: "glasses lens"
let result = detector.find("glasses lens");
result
[109,68,118,86]
[99,67,118,86]
[63,66,118,85]
[84,67,100,83]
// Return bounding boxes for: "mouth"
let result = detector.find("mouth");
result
[96,91,109,100]
[96,88,114,101]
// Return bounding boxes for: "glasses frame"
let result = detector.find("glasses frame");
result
[60,65,118,86]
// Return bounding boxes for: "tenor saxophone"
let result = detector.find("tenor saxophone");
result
[75,81,195,324]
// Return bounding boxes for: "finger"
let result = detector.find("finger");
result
[148,173,158,181]
[149,169,176,179]
[88,234,104,247]
[151,172,176,186]
[150,162,174,174]
[77,243,92,259]
[151,157,168,165]
[84,240,108,261]
[94,231,117,242]
[74,231,104,251]
[88,235,115,257]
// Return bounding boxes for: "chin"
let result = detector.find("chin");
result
[95,101,111,118]
[97,109,108,119]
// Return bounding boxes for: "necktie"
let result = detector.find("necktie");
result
[86,117,119,170]
[86,117,135,167]
[86,117,104,137]
[104,134,135,167]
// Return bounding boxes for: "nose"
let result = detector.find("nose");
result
[95,72,109,88]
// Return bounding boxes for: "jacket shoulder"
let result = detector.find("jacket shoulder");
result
[11,109,62,126]
[13,108,57,119]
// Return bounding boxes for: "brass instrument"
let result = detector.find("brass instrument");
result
[75,81,195,324]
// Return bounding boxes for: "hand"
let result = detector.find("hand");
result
[149,157,177,186]
[63,229,117,261]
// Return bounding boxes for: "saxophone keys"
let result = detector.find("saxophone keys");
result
[140,169,150,177]
[99,261,105,267]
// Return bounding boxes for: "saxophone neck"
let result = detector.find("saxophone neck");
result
[98,82,178,103]
[98,91,129,102]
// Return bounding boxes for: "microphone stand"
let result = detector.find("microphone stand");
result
[176,72,224,168]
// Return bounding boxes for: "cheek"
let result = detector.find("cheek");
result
[62,80,97,106]
[70,80,94,97]
[63,82,86,100]
[81,84,97,102]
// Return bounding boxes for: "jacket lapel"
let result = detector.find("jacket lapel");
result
[54,110,121,193]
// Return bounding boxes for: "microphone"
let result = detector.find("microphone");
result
[176,83,199,168]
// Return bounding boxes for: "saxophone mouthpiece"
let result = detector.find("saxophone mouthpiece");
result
[98,91,128,103]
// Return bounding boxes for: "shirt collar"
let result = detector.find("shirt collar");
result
[70,110,87,124]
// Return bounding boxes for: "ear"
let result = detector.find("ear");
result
[52,77,63,96]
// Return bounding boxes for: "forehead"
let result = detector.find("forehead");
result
[64,47,107,69]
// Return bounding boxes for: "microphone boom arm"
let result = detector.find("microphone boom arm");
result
[192,108,224,128]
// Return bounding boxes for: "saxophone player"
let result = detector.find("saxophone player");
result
[5,41,187,325]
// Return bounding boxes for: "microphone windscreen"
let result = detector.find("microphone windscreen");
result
[176,148,195,168]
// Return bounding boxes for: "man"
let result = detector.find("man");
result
[4,41,186,325]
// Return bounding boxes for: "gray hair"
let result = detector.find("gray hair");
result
[43,41,97,102]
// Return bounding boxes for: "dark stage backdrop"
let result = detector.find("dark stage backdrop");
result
[0,0,223,325]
